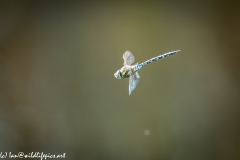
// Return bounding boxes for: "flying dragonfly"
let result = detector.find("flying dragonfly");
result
[114,50,180,95]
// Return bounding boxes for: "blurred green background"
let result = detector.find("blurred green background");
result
[0,0,240,160]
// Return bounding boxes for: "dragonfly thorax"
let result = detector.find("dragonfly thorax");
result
[114,66,134,79]
[120,66,133,79]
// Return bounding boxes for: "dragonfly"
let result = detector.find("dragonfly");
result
[114,50,180,95]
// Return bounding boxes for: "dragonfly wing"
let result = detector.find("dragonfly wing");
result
[123,50,135,66]
[129,71,140,95]
[135,71,140,79]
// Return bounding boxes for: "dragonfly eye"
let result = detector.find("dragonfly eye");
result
[114,70,122,79]
[118,71,122,77]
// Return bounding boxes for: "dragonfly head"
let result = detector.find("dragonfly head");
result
[114,70,122,79]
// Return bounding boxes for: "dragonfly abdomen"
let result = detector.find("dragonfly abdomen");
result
[134,50,180,72]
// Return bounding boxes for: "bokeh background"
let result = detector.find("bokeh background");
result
[0,0,240,159]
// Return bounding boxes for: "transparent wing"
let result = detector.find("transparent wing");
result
[129,71,140,95]
[123,50,135,66]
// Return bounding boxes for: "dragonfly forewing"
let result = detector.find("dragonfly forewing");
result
[123,50,135,66]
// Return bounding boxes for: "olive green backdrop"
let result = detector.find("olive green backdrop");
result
[0,1,240,160]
